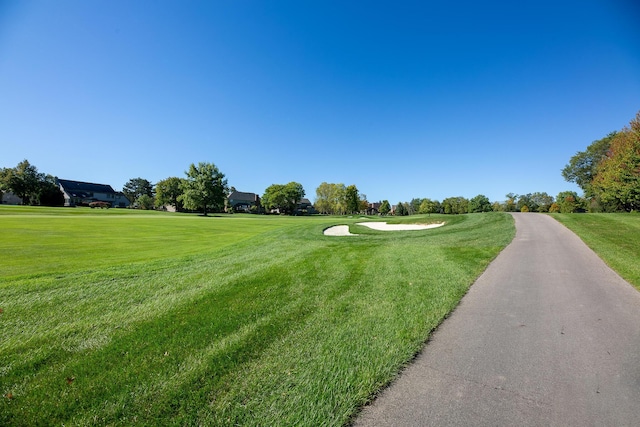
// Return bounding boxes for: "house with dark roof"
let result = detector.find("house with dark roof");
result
[227,191,261,213]
[366,202,381,215]
[296,198,316,215]
[58,179,130,208]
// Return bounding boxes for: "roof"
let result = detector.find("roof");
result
[58,179,116,195]
[228,191,258,202]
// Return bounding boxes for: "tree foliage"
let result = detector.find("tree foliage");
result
[314,182,345,214]
[123,178,154,206]
[418,198,439,215]
[379,200,391,215]
[0,160,64,206]
[442,196,469,214]
[562,132,616,198]
[468,194,492,213]
[155,177,185,211]
[314,182,366,215]
[262,182,305,215]
[180,162,228,216]
[530,192,554,213]
[556,191,582,213]
[591,112,640,212]
[345,185,360,214]
[137,194,155,210]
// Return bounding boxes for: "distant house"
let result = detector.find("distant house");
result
[58,179,130,208]
[367,202,381,215]
[1,192,23,205]
[227,191,261,213]
[296,198,316,215]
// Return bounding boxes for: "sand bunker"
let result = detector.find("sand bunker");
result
[323,225,358,236]
[323,221,444,236]
[357,222,444,231]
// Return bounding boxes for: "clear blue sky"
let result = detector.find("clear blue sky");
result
[1,0,639,204]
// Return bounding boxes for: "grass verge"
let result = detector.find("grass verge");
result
[0,207,514,426]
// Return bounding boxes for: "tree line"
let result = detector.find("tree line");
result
[3,110,637,214]
[0,158,307,215]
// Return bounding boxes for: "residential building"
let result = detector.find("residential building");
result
[1,192,23,205]
[57,179,130,207]
[227,191,260,213]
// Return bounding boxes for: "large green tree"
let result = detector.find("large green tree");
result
[1,160,40,204]
[345,185,360,214]
[123,178,154,207]
[418,198,440,215]
[592,112,640,212]
[468,194,492,213]
[262,182,305,215]
[180,162,228,216]
[37,174,65,206]
[409,198,424,215]
[155,177,185,211]
[562,132,617,198]
[442,196,469,214]
[395,201,407,216]
[379,200,391,215]
[314,182,346,215]
[556,191,582,213]
[0,160,63,206]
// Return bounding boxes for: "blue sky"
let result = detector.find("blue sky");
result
[1,0,639,204]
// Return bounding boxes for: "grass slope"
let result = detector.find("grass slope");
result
[550,213,640,290]
[0,207,514,426]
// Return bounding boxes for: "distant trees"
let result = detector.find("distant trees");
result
[315,182,344,214]
[529,192,554,213]
[418,198,439,215]
[395,201,407,216]
[262,182,305,215]
[180,162,228,216]
[314,182,366,215]
[345,185,360,214]
[0,160,64,206]
[379,200,391,215]
[468,194,492,213]
[123,178,154,207]
[442,196,469,214]
[155,177,185,211]
[555,191,582,213]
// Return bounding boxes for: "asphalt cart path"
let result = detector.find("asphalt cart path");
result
[355,213,640,426]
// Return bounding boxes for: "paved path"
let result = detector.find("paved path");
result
[355,213,640,426]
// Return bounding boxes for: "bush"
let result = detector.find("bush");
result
[89,201,111,209]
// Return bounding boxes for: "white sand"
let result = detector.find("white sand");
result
[323,225,358,236]
[323,221,444,236]
[356,222,444,231]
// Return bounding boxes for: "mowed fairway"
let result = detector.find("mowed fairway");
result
[0,207,514,426]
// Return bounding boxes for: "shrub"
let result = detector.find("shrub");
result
[89,201,111,209]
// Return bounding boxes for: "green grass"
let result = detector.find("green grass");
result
[0,206,514,426]
[549,212,640,290]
